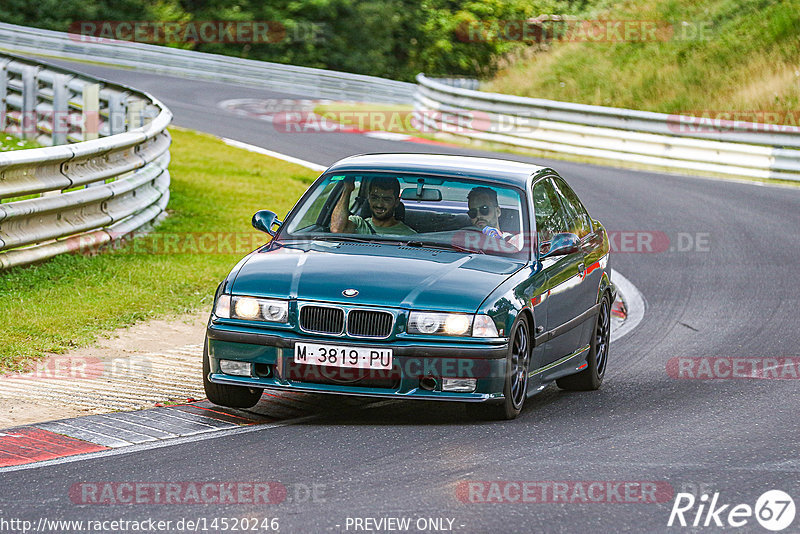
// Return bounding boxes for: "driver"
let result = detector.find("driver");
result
[467,186,522,249]
[330,176,416,235]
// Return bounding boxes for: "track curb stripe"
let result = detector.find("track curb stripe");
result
[0,427,109,467]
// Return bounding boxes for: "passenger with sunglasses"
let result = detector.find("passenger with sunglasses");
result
[466,186,523,249]
[331,176,416,235]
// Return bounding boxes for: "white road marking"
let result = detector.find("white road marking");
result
[220,138,327,171]
[364,131,412,141]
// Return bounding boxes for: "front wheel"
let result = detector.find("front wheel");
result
[556,293,611,391]
[203,339,263,408]
[467,315,531,421]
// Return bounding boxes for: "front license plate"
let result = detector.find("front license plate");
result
[294,342,392,370]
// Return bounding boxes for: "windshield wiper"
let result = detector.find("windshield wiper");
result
[313,235,402,245]
[403,240,485,254]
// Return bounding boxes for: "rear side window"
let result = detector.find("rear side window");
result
[552,177,593,238]
[531,178,568,244]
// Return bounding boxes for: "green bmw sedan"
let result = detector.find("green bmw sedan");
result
[204,153,615,420]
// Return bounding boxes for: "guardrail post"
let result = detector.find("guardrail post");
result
[83,83,103,189]
[126,98,144,130]
[0,60,8,132]
[51,73,70,146]
[107,91,127,135]
[21,65,37,140]
[82,83,99,141]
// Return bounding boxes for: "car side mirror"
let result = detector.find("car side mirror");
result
[252,210,282,236]
[543,232,580,257]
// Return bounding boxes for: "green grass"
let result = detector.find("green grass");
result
[0,127,319,372]
[0,133,41,152]
[486,0,800,116]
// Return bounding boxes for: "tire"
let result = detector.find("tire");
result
[556,293,611,391]
[202,338,263,408]
[467,315,531,421]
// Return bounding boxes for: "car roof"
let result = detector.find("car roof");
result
[324,153,551,188]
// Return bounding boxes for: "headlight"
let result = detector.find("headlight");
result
[235,297,261,319]
[408,312,472,336]
[444,314,471,335]
[215,295,289,323]
[407,312,501,337]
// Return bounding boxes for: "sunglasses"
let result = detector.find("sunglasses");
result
[468,204,495,218]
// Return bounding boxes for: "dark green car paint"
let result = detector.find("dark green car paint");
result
[206,154,615,404]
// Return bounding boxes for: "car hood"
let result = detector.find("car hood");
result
[231,240,525,313]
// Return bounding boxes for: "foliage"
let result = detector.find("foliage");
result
[0,0,594,80]
[486,0,800,114]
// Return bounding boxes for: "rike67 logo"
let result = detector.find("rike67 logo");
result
[668,490,795,531]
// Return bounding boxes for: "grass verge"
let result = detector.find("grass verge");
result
[487,0,800,115]
[0,133,41,152]
[0,127,319,372]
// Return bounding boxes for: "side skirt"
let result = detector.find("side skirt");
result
[529,344,591,383]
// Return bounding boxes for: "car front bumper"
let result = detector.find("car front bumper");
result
[206,322,510,402]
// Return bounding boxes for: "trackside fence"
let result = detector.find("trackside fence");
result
[0,52,172,270]
[415,74,800,181]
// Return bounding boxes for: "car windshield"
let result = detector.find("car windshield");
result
[281,172,529,258]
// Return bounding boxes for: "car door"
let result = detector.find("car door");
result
[531,177,586,366]
[551,176,603,350]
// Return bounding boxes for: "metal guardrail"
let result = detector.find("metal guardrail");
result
[416,75,800,181]
[0,52,172,270]
[0,22,415,104]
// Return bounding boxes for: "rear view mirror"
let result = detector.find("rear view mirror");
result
[401,188,442,201]
[252,210,282,236]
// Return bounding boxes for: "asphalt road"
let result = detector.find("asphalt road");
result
[3,59,800,533]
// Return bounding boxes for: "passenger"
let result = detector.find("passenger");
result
[331,176,416,235]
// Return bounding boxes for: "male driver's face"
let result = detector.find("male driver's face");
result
[369,186,398,221]
[469,193,501,229]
